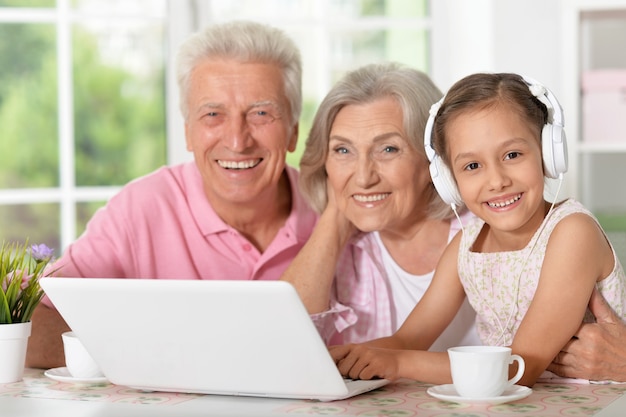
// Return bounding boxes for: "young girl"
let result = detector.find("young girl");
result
[329,73,626,387]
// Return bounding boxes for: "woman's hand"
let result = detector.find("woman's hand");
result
[324,179,356,247]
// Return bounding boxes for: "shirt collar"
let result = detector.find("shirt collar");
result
[188,162,317,241]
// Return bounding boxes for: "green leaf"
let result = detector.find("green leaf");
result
[0,240,52,324]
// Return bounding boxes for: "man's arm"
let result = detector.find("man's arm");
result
[548,287,626,382]
[26,303,71,369]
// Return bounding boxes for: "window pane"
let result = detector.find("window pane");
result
[329,28,429,81]
[329,0,426,17]
[206,0,426,19]
[0,0,54,6]
[71,0,166,15]
[208,0,315,19]
[76,201,106,236]
[0,23,58,188]
[73,22,166,186]
[286,97,318,168]
[0,203,60,250]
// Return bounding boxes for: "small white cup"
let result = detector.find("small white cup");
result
[448,346,525,398]
[62,331,104,379]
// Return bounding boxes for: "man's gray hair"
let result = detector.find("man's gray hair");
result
[176,20,302,125]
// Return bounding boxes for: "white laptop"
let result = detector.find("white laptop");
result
[40,277,388,401]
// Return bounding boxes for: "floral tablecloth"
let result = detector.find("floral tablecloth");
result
[2,369,625,416]
[0,368,201,406]
[279,379,626,416]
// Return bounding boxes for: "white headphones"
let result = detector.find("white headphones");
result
[423,74,568,207]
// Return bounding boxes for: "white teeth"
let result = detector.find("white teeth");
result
[353,193,389,203]
[217,159,261,169]
[487,194,521,208]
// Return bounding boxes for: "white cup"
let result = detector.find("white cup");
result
[448,346,525,398]
[62,331,104,379]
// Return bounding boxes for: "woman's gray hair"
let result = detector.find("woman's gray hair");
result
[299,62,454,220]
[176,20,302,126]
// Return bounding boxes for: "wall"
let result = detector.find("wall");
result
[430,0,573,198]
[431,0,561,94]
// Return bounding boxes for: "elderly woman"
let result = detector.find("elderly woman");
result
[281,62,479,349]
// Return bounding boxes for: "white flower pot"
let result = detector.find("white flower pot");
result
[0,321,32,383]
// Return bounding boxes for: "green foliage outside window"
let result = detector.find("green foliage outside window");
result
[72,27,166,186]
[0,24,58,188]
[0,22,166,247]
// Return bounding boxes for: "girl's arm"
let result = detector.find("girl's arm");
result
[391,233,466,349]
[332,346,452,384]
[330,233,466,383]
[511,213,614,386]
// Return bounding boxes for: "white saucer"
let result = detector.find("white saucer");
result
[427,384,532,405]
[44,367,108,384]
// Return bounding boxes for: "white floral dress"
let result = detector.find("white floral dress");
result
[458,199,626,346]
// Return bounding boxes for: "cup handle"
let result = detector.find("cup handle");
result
[507,354,525,386]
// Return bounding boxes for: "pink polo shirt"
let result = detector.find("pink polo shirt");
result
[43,162,317,307]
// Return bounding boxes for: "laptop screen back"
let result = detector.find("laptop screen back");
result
[40,278,354,400]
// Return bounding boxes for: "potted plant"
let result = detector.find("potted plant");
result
[0,241,55,383]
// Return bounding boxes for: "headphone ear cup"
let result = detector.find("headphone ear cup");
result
[541,123,568,179]
[429,155,463,207]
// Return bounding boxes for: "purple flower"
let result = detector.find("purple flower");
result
[30,244,54,262]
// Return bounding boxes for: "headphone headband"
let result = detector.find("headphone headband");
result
[521,75,565,129]
[423,98,443,163]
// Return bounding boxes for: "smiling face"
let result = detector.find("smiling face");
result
[447,103,547,237]
[184,58,298,209]
[325,97,432,233]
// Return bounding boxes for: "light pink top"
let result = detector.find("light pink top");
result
[459,199,626,346]
[313,211,477,346]
[43,162,317,307]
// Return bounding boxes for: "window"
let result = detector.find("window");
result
[0,0,167,251]
[0,0,431,252]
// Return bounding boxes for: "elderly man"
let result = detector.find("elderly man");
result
[27,21,317,369]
